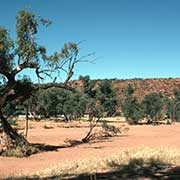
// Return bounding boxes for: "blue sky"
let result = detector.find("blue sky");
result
[1,0,180,81]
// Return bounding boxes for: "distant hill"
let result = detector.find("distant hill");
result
[71,78,180,101]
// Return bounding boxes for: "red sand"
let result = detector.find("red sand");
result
[1,121,180,178]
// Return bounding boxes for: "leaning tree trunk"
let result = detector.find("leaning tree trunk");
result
[0,111,29,150]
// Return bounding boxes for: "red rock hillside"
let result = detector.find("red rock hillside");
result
[71,78,180,101]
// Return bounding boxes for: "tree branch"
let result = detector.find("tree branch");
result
[33,82,73,91]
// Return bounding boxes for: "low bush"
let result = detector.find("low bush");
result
[0,144,39,158]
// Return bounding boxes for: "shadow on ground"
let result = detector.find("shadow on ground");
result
[4,158,180,180]
[32,143,68,152]
[31,136,113,153]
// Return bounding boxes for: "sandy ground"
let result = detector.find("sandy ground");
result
[1,119,180,179]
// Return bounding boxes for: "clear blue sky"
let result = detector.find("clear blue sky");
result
[1,0,180,81]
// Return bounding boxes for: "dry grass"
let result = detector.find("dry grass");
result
[6,146,180,179]
[43,123,55,129]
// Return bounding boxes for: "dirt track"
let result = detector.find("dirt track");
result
[1,120,180,179]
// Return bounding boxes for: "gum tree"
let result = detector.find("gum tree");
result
[122,84,144,124]
[0,10,89,150]
[142,93,164,123]
[96,79,119,117]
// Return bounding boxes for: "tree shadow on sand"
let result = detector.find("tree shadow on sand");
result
[31,135,113,153]
[66,158,180,180]
[31,143,69,152]
[0,135,117,158]
[5,158,180,180]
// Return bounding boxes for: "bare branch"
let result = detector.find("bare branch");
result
[12,62,38,77]
[33,82,73,91]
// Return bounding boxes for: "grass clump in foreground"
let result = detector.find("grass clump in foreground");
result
[0,144,39,158]
[5,147,180,180]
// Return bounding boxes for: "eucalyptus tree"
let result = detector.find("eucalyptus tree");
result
[122,84,144,124]
[0,10,89,150]
[34,88,88,121]
[142,93,164,123]
[96,79,119,117]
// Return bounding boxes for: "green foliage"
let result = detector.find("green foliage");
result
[79,75,100,119]
[166,89,180,122]
[79,76,120,118]
[122,85,166,125]
[122,97,144,124]
[16,10,38,60]
[173,88,180,101]
[125,84,134,97]
[142,93,164,122]
[0,9,81,84]
[0,28,14,54]
[121,84,180,124]
[96,80,119,117]
[79,75,96,98]
[173,103,180,122]
[0,28,14,73]
[165,98,174,119]
[122,85,144,124]
[35,88,88,121]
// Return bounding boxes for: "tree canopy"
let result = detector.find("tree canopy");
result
[0,9,90,152]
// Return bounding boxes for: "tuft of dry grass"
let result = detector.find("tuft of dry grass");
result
[6,146,180,179]
[1,145,39,158]
[43,123,55,129]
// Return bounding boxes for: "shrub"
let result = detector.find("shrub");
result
[122,84,144,124]
[122,98,144,124]
[0,145,39,158]
[142,93,164,123]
